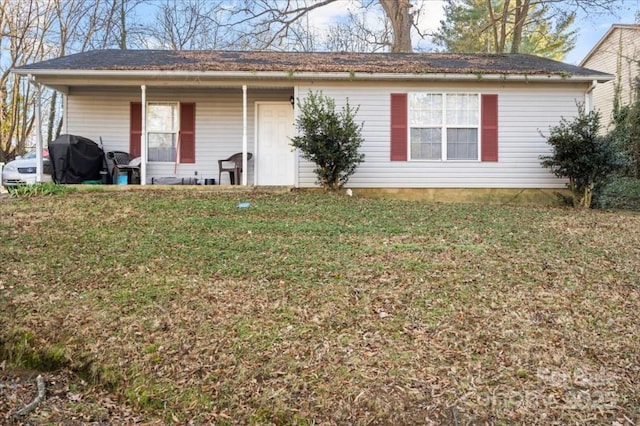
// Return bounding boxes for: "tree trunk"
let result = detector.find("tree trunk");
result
[379,0,413,53]
[119,0,127,49]
[510,0,530,53]
[498,0,511,53]
[46,91,57,143]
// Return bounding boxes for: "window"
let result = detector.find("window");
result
[409,93,480,161]
[147,102,179,162]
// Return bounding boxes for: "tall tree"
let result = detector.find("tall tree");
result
[434,0,577,59]
[0,0,54,162]
[323,10,392,52]
[220,0,423,53]
[143,0,228,50]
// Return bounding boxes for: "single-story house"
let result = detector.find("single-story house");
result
[13,50,612,201]
[580,24,640,131]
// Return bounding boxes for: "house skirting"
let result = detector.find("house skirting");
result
[328,188,572,206]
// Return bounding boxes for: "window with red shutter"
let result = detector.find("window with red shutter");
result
[390,93,408,161]
[179,103,196,164]
[129,102,142,158]
[481,94,498,162]
[395,93,499,162]
[129,102,196,163]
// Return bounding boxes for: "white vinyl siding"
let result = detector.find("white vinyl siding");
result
[296,82,588,189]
[65,80,589,189]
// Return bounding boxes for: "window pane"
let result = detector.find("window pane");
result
[447,128,478,160]
[148,133,177,162]
[411,128,441,160]
[410,93,442,126]
[147,104,178,132]
[446,94,479,126]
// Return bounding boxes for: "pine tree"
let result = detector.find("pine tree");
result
[433,0,576,60]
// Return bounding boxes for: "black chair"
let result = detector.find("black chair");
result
[107,151,141,184]
[218,152,252,185]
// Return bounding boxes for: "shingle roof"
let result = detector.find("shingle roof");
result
[16,49,609,77]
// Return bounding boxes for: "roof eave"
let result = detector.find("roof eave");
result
[15,68,613,85]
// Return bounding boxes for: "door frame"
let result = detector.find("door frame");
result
[253,101,297,186]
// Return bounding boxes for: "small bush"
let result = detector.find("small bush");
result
[594,176,640,211]
[291,91,365,191]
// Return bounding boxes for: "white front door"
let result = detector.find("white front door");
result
[256,103,295,186]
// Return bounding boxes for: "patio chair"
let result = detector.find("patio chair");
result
[218,152,252,185]
[107,150,141,184]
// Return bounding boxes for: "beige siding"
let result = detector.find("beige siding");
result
[66,87,291,184]
[296,81,588,189]
[582,26,640,129]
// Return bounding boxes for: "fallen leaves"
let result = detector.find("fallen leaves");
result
[0,191,639,424]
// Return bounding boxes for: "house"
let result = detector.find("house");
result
[580,24,640,130]
[13,50,611,202]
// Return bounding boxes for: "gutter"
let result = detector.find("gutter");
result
[13,68,614,84]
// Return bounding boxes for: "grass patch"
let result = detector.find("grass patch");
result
[7,182,75,198]
[1,190,639,424]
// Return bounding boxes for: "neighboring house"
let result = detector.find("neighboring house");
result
[580,24,640,130]
[13,50,611,201]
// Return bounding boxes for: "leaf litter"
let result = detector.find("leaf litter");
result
[0,190,639,424]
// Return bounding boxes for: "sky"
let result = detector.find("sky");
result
[302,0,640,64]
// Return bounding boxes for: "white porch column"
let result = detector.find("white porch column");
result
[29,75,44,183]
[242,84,248,186]
[62,93,68,134]
[141,85,147,185]
[293,85,299,188]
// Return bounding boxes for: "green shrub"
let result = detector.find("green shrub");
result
[594,176,640,211]
[540,106,627,208]
[290,91,365,191]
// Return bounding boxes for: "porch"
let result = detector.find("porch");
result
[33,82,299,187]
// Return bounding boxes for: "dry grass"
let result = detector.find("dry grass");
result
[1,190,639,424]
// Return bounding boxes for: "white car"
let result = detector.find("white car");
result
[2,150,52,188]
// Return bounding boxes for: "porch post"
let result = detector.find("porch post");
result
[293,85,299,188]
[62,93,68,134]
[29,75,44,183]
[242,84,248,186]
[140,85,147,185]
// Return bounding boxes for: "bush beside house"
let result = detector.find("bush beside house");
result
[291,91,365,191]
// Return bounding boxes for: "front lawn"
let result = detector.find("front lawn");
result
[1,190,639,424]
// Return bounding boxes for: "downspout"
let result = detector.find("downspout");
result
[242,85,248,186]
[28,75,44,183]
[141,85,147,185]
[585,79,598,112]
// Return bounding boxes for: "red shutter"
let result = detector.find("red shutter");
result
[129,102,142,157]
[481,94,498,162]
[390,93,408,161]
[179,103,196,164]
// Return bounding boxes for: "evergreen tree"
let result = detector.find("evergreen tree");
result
[434,0,576,60]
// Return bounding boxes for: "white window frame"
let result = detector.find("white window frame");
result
[408,92,481,162]
[146,101,180,163]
